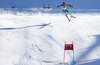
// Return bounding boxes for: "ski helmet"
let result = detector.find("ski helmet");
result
[63,2,66,5]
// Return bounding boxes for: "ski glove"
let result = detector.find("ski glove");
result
[69,5,73,8]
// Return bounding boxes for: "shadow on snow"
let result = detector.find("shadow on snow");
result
[76,35,100,65]
[56,35,100,65]
[0,22,53,30]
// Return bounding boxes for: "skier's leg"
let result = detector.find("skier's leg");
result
[65,9,76,18]
[62,9,71,22]
[63,9,68,16]
[65,9,71,15]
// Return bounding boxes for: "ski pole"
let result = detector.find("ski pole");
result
[47,7,58,13]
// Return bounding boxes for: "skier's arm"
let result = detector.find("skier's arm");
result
[66,4,73,8]
[57,5,63,8]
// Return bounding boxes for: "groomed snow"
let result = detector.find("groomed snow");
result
[0,9,100,65]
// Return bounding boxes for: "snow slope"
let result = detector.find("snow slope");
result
[0,8,100,65]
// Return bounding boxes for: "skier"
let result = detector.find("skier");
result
[57,2,76,22]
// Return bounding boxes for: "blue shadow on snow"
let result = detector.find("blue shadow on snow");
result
[46,34,74,64]
[76,35,100,65]
[0,22,53,30]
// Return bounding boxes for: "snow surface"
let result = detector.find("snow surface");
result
[0,8,100,65]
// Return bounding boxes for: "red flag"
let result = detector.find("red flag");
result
[65,44,73,50]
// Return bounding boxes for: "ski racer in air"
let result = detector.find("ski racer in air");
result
[57,2,76,22]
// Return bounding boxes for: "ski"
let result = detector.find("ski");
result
[70,15,76,18]
[66,16,71,22]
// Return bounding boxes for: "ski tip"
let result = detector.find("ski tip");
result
[70,15,76,18]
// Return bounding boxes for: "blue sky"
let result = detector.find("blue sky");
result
[0,0,99,9]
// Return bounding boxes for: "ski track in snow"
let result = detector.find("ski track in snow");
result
[0,9,100,65]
